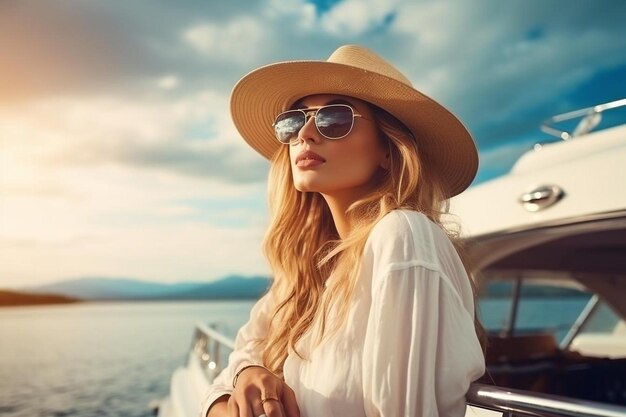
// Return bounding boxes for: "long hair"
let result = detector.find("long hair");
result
[259,103,487,375]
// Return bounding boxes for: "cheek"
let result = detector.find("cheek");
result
[288,147,298,170]
[329,140,384,183]
[347,136,385,169]
[288,148,310,190]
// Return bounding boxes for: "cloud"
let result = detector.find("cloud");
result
[1,90,268,184]
[0,221,270,287]
[265,0,317,30]
[0,1,160,102]
[319,0,397,36]
[157,75,180,90]
[0,155,269,287]
[266,0,397,37]
[0,1,271,101]
[0,88,271,287]
[382,0,626,149]
[57,139,270,183]
[183,16,269,63]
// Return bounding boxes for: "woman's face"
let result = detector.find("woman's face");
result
[287,94,389,200]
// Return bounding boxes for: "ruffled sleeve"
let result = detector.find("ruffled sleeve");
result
[199,289,275,417]
[361,264,485,417]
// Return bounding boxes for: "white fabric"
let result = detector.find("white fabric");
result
[200,209,485,417]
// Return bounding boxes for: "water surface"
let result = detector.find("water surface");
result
[0,301,255,417]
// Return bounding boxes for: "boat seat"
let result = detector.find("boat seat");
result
[486,332,559,363]
[481,332,560,392]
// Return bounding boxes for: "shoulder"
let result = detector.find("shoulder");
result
[365,209,442,270]
[366,209,466,273]
[370,209,434,237]
[365,209,476,314]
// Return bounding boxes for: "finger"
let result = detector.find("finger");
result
[238,399,254,417]
[250,397,266,417]
[240,383,265,417]
[228,396,239,417]
[280,386,301,417]
[259,383,282,417]
[262,398,283,417]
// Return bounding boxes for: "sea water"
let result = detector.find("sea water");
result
[0,301,255,417]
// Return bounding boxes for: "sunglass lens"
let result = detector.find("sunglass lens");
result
[274,111,304,143]
[316,106,354,139]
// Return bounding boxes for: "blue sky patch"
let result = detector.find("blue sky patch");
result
[524,26,545,42]
[305,0,343,16]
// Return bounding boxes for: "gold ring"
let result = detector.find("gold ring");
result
[261,396,279,405]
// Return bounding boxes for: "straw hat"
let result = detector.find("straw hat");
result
[230,44,479,198]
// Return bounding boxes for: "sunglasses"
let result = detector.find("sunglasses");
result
[273,104,370,144]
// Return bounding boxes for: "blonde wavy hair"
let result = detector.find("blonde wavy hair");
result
[258,102,487,375]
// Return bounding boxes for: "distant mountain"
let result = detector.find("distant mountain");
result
[0,290,80,307]
[166,276,270,300]
[20,275,271,300]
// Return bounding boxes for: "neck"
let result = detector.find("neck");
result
[321,185,374,239]
[322,194,352,240]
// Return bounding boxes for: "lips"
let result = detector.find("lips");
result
[295,150,326,164]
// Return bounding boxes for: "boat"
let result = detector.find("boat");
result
[156,98,626,417]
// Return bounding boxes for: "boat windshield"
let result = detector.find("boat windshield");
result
[478,275,592,344]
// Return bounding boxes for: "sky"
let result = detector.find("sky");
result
[1,0,626,288]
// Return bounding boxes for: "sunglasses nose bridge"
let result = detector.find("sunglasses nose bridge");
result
[303,109,317,123]
[296,109,323,143]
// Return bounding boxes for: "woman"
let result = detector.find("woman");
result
[201,45,486,417]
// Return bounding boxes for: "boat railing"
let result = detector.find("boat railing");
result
[466,383,626,417]
[191,322,626,417]
[189,322,236,382]
[540,97,626,141]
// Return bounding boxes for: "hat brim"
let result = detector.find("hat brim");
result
[230,60,479,198]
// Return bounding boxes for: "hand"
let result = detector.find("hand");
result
[227,365,300,417]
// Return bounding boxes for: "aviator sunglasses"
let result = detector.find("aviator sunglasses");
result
[273,104,371,144]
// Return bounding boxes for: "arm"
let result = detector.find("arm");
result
[361,265,485,417]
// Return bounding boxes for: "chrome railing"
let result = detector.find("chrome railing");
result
[466,383,626,417]
[540,98,626,140]
[192,323,626,417]
[190,322,235,382]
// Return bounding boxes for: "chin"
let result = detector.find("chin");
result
[293,181,318,193]
[292,175,329,193]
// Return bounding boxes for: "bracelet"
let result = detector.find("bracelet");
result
[232,364,273,388]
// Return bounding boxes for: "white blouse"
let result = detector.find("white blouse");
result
[200,209,485,417]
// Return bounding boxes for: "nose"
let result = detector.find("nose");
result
[295,113,322,144]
